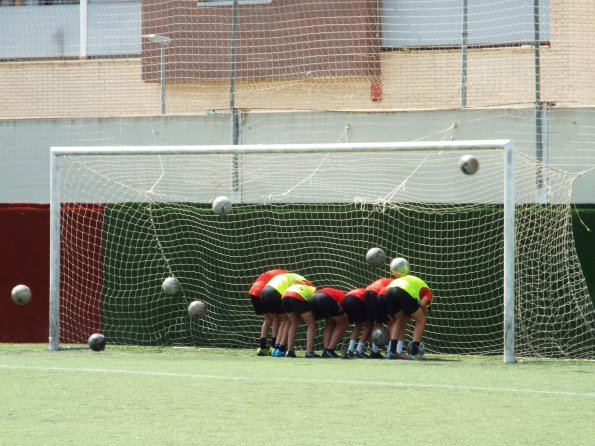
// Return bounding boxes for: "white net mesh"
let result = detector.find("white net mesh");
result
[52,144,595,359]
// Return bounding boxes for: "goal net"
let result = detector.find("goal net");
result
[49,141,595,360]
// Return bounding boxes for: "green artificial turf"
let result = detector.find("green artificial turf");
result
[1,345,593,446]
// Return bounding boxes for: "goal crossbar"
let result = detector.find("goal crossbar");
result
[51,139,513,156]
[49,140,516,363]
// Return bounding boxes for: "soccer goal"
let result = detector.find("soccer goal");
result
[49,141,595,362]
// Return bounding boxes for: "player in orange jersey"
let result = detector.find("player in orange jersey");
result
[342,287,367,359]
[249,269,288,356]
[308,287,349,358]
[363,277,394,358]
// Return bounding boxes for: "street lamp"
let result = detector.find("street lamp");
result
[143,34,172,115]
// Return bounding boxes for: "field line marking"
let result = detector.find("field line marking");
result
[1,364,594,398]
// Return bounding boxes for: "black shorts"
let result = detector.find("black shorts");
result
[282,297,311,315]
[385,287,420,316]
[250,296,266,315]
[375,293,390,324]
[343,295,367,324]
[260,286,283,314]
[309,292,345,321]
[364,290,378,323]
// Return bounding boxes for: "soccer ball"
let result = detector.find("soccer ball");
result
[11,284,32,305]
[459,154,479,175]
[366,247,386,267]
[407,341,425,357]
[188,300,207,319]
[390,257,410,277]
[162,277,181,296]
[371,326,389,347]
[212,196,232,216]
[88,333,106,351]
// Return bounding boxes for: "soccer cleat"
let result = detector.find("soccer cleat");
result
[369,351,384,359]
[270,348,278,356]
[353,351,368,359]
[285,350,297,358]
[305,351,320,359]
[385,352,398,360]
[344,350,354,359]
[256,347,271,357]
[399,352,412,360]
[273,349,286,357]
[322,350,341,359]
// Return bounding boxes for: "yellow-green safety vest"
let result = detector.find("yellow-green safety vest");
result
[387,275,429,301]
[266,273,308,294]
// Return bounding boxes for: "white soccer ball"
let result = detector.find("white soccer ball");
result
[390,257,410,277]
[11,284,32,305]
[459,154,479,175]
[188,300,207,319]
[212,196,232,216]
[88,333,106,352]
[366,247,386,267]
[162,277,181,296]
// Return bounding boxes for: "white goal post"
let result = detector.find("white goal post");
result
[49,140,594,362]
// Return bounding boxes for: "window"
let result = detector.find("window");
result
[381,0,550,48]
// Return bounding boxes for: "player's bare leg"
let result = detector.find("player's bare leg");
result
[271,314,280,341]
[410,307,427,343]
[274,313,289,354]
[300,311,317,354]
[327,314,348,352]
[322,319,334,349]
[285,312,299,355]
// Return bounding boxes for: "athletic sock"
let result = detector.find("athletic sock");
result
[410,341,420,355]
[259,338,267,348]
[348,339,356,352]
[389,339,397,354]
[356,341,366,354]
[396,340,404,354]
[271,337,276,347]
[371,343,380,353]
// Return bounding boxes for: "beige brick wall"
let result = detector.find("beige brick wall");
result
[1,0,593,118]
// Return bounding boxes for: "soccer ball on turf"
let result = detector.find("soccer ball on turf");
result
[458,154,479,175]
[371,326,389,347]
[212,196,232,216]
[188,300,207,319]
[162,277,181,296]
[407,341,425,357]
[11,284,32,305]
[366,247,386,267]
[390,257,410,278]
[88,333,106,351]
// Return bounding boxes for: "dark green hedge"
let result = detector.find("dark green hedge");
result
[99,202,594,357]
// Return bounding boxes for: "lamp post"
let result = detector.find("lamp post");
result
[143,34,171,115]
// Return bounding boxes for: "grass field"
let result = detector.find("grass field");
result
[1,345,594,446]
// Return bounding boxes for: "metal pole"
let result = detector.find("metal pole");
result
[49,152,62,351]
[503,141,516,364]
[534,0,544,192]
[79,0,88,59]
[460,0,468,108]
[160,45,166,115]
[230,0,241,200]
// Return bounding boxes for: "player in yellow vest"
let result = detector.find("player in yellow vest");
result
[281,283,317,358]
[384,274,433,359]
[260,272,312,357]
